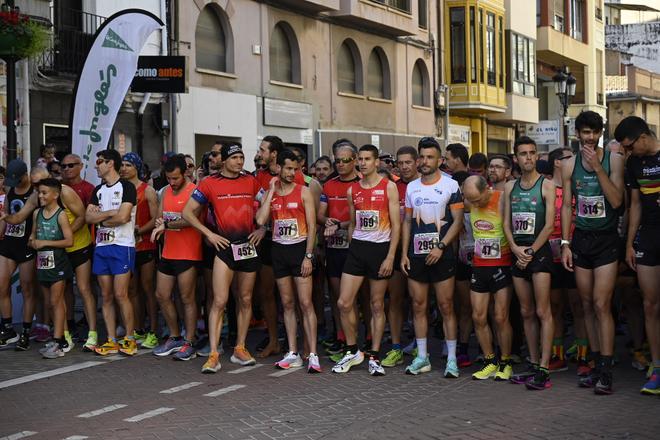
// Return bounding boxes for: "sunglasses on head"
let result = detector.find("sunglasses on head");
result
[61,163,81,169]
[95,158,110,166]
[334,157,354,164]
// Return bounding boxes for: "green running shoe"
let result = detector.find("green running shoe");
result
[141,332,159,349]
[382,349,404,367]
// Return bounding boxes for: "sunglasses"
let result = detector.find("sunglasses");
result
[559,155,572,160]
[95,158,110,166]
[621,135,640,150]
[187,164,195,169]
[209,151,221,157]
[61,163,81,169]
[334,157,354,164]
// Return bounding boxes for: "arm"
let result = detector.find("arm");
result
[400,210,411,275]
[61,186,86,233]
[300,187,316,278]
[308,179,322,214]
[102,202,133,227]
[32,211,74,249]
[625,188,641,271]
[377,182,400,277]
[255,188,275,227]
[503,180,530,264]
[529,179,556,253]
[27,210,38,249]
[596,152,625,210]
[560,158,575,271]
[136,186,158,235]
[2,193,38,224]
[181,196,230,250]
[85,204,117,224]
[346,187,355,241]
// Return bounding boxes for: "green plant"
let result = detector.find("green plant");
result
[0,8,50,59]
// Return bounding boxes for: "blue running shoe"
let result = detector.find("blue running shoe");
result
[153,337,185,357]
[444,358,459,378]
[640,369,660,396]
[405,355,431,375]
[173,341,197,361]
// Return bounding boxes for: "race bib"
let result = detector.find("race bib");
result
[5,222,26,238]
[475,238,501,259]
[37,251,55,270]
[96,227,115,244]
[327,229,349,249]
[231,242,258,261]
[550,238,561,261]
[162,211,181,223]
[413,232,439,255]
[512,212,535,235]
[356,210,379,231]
[577,195,606,219]
[274,218,299,241]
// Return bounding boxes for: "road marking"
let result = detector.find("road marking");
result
[63,436,89,440]
[0,432,37,440]
[228,364,263,374]
[159,381,203,394]
[102,355,125,361]
[269,367,302,377]
[76,404,127,418]
[0,361,105,390]
[123,407,175,422]
[203,384,246,397]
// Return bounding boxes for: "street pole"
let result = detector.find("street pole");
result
[3,0,17,162]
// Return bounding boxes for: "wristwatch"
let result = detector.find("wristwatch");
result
[524,248,535,256]
[436,241,447,250]
[560,239,570,247]
[305,252,314,260]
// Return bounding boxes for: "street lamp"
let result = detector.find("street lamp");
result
[553,66,577,147]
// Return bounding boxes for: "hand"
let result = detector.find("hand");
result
[150,223,165,243]
[582,146,602,172]
[206,232,231,250]
[324,222,338,237]
[378,256,394,278]
[88,205,101,213]
[561,245,574,272]
[425,247,443,266]
[154,217,164,229]
[269,176,278,192]
[248,227,266,246]
[511,245,532,265]
[300,258,313,278]
[400,255,410,276]
[0,213,6,222]
[30,239,43,250]
[625,244,637,272]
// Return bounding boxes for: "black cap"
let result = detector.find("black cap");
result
[5,159,27,187]
[221,144,243,161]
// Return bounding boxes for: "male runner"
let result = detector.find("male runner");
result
[183,143,264,373]
[504,136,556,390]
[488,155,512,191]
[86,149,138,356]
[332,144,400,376]
[401,138,464,377]
[614,116,660,395]
[561,111,625,394]
[256,149,321,373]
[445,143,469,175]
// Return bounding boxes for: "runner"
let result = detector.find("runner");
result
[468,153,489,178]
[121,152,158,349]
[86,149,138,356]
[29,178,74,358]
[151,155,203,361]
[182,143,265,373]
[488,155,512,191]
[0,160,36,348]
[256,149,321,373]
[504,136,556,391]
[614,116,660,395]
[445,143,469,175]
[561,111,625,395]
[463,176,514,382]
[332,144,400,376]
[400,138,464,377]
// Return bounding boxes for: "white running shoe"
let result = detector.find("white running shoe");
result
[307,353,322,373]
[275,351,303,369]
[368,357,385,376]
[331,350,364,373]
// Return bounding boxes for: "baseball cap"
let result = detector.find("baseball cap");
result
[221,144,243,161]
[6,159,27,187]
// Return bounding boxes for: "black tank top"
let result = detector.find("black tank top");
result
[4,186,34,246]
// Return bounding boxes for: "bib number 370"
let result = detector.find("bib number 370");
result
[512,212,535,235]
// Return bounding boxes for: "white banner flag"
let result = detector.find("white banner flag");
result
[70,9,162,185]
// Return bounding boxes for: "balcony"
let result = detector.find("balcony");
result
[270,0,340,13]
[536,25,589,67]
[488,93,539,124]
[329,0,417,36]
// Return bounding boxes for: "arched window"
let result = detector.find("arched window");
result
[195,5,233,73]
[367,48,391,99]
[337,39,363,95]
[270,22,301,84]
[412,59,430,107]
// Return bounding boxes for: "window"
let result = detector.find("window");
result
[270,22,301,84]
[537,0,541,26]
[338,39,363,94]
[367,48,391,99]
[479,9,484,82]
[570,0,583,41]
[412,59,430,107]
[470,7,477,82]
[195,5,232,72]
[450,7,466,83]
[553,0,565,32]
[418,0,428,29]
[510,32,535,97]
[499,16,504,88]
[486,13,495,85]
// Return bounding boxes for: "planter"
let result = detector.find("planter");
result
[0,9,48,59]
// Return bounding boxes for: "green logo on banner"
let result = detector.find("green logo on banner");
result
[102,28,133,52]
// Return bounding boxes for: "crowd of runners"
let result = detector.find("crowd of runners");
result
[0,112,657,396]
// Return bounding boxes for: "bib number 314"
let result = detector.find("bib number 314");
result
[577,195,606,219]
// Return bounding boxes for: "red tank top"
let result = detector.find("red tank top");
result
[136,182,156,251]
[270,184,307,245]
[351,177,391,243]
[162,183,202,261]
[550,185,575,262]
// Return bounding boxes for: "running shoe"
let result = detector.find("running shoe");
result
[34,325,50,343]
[509,353,523,364]
[640,370,660,396]
[549,355,568,373]
[133,330,146,345]
[275,351,303,369]
[494,363,513,381]
[198,341,224,357]
[576,359,592,377]
[631,351,650,371]
[95,339,119,356]
[39,341,57,355]
[381,349,404,367]
[63,332,74,353]
[331,350,364,373]
[402,340,417,356]
[325,340,345,355]
[472,362,498,380]
[0,327,18,346]
[307,353,322,373]
[525,370,552,390]
[42,342,64,359]
[565,342,578,360]
[444,358,459,379]
[14,331,30,351]
[141,332,159,349]
[405,355,431,375]
[83,331,98,352]
[647,365,653,379]
[202,352,222,374]
[368,356,385,376]
[173,341,197,361]
[320,336,336,348]
[457,353,472,368]
[230,345,256,366]
[119,338,138,356]
[578,371,599,388]
[510,364,538,384]
[329,351,345,363]
[153,337,185,357]
[594,371,613,395]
